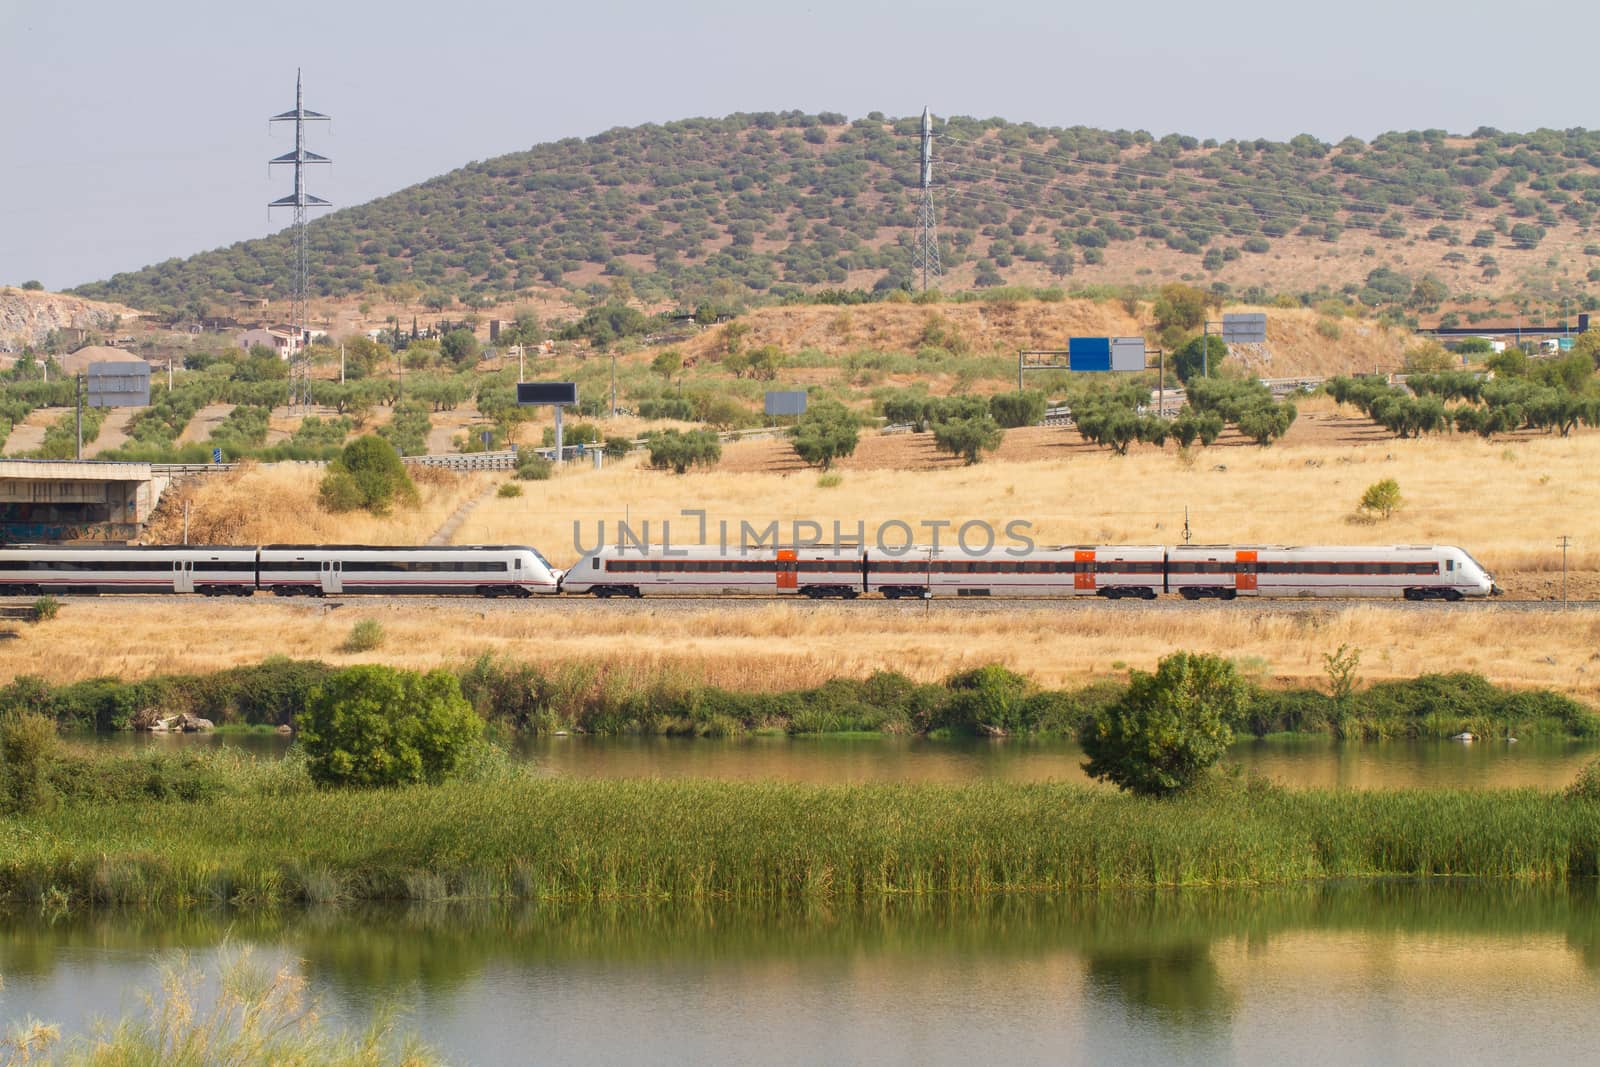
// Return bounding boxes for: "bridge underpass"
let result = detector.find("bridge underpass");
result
[0,460,169,543]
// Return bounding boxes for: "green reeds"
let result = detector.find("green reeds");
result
[6,776,1600,912]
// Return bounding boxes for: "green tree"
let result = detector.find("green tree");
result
[651,348,684,381]
[790,400,860,470]
[1079,652,1246,797]
[646,428,722,473]
[1359,478,1404,519]
[1153,283,1210,334]
[989,390,1047,428]
[296,665,482,788]
[440,329,481,368]
[1171,335,1228,383]
[20,280,44,291]
[933,415,1004,464]
[318,435,419,514]
[1235,401,1297,446]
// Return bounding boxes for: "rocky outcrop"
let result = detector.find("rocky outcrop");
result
[0,288,143,351]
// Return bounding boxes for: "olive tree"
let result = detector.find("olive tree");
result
[790,400,859,470]
[1079,652,1247,796]
[933,415,1004,464]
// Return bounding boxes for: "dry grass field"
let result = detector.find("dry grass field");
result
[19,399,1586,694]
[5,598,1598,701]
[144,463,493,545]
[460,397,1600,593]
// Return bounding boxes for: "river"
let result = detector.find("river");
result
[87,730,1600,790]
[4,884,1600,1064]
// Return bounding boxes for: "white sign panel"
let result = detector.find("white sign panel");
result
[1110,337,1146,372]
[86,361,151,408]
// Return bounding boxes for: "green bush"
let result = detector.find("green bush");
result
[497,481,523,498]
[938,665,1032,735]
[27,595,59,623]
[0,710,58,813]
[340,619,386,653]
[297,665,483,788]
[319,435,418,515]
[989,390,1047,428]
[1080,652,1247,796]
[515,453,553,480]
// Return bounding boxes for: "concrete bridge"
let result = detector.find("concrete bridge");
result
[0,460,170,543]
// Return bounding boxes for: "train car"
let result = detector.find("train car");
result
[0,545,258,595]
[560,544,865,597]
[258,545,560,597]
[866,545,1167,599]
[1166,544,1499,600]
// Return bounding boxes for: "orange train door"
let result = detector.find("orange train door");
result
[776,549,798,590]
[1075,550,1096,591]
[1235,550,1257,592]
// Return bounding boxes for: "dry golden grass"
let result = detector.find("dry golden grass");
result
[460,403,1600,586]
[143,462,493,545]
[7,599,1599,700]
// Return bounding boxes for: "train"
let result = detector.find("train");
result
[0,541,1499,601]
[0,545,562,597]
[560,543,1502,600]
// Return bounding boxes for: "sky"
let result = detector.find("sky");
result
[2,0,1596,291]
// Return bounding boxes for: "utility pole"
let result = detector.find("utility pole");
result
[75,373,83,459]
[1558,535,1572,610]
[268,69,332,415]
[610,351,617,418]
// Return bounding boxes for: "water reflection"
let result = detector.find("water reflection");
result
[80,731,1600,791]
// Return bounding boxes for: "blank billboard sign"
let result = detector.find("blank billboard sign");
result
[1068,336,1111,372]
[516,381,578,405]
[1110,337,1146,372]
[1221,313,1267,344]
[86,362,151,408]
[764,390,808,416]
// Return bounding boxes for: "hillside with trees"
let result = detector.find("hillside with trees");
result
[69,114,1600,322]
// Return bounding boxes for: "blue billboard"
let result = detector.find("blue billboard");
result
[1068,336,1111,372]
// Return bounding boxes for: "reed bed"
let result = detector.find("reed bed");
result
[5,778,1600,912]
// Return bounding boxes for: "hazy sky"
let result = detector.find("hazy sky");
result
[3,0,1595,291]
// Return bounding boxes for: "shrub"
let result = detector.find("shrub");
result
[497,481,523,498]
[603,435,633,458]
[515,453,553,481]
[340,619,386,653]
[1360,478,1403,519]
[1,709,58,814]
[1079,652,1247,796]
[27,595,59,623]
[319,435,418,515]
[1567,758,1600,800]
[939,665,1032,735]
[296,665,482,788]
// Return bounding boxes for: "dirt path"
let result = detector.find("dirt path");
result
[427,481,501,546]
[178,403,235,444]
[2,407,58,455]
[83,405,139,457]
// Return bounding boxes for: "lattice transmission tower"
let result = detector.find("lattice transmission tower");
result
[268,69,331,412]
[910,106,942,292]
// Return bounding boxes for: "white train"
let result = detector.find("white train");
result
[0,541,1499,601]
[0,545,562,597]
[560,543,1500,601]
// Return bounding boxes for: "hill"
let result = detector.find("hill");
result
[69,114,1600,320]
[0,287,141,351]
